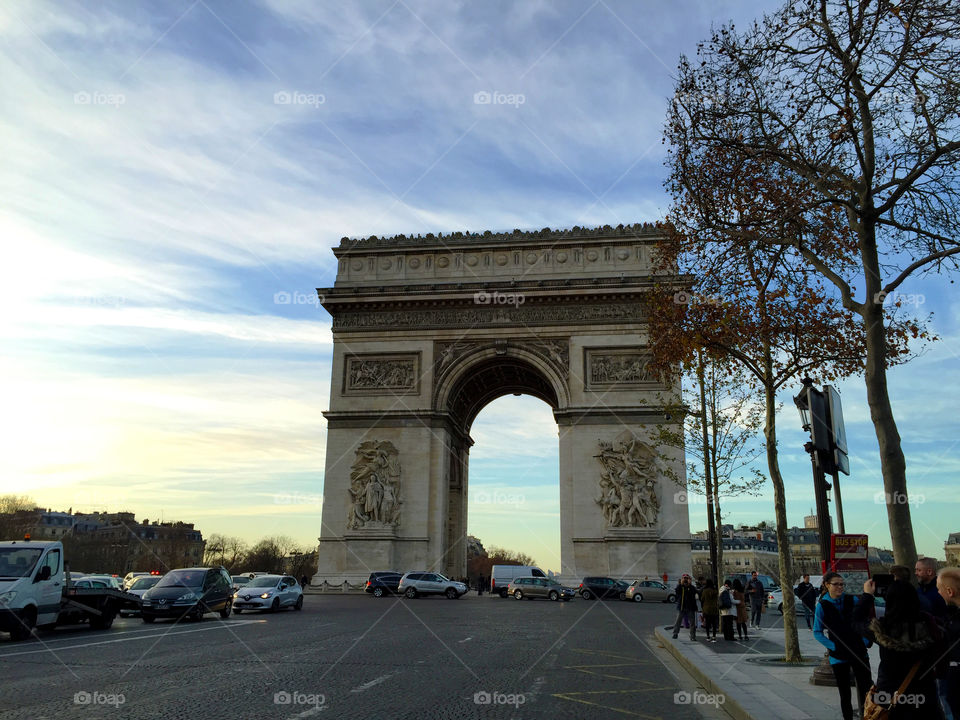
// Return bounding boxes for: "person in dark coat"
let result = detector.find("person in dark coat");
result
[855,578,944,720]
[671,574,699,640]
[719,580,738,641]
[700,579,719,642]
[732,579,749,640]
[937,567,960,720]
[794,573,817,629]
[745,571,766,629]
[813,572,872,720]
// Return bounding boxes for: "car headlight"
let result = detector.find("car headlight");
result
[0,591,17,604]
[259,592,273,599]
[176,592,197,601]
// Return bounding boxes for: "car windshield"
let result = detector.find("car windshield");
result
[247,576,281,588]
[156,570,205,589]
[232,576,251,584]
[130,576,161,590]
[0,548,43,578]
[435,574,451,582]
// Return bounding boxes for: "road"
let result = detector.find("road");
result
[0,593,734,719]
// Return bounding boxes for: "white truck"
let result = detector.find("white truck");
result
[0,538,139,641]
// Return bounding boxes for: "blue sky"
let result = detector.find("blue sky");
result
[1,0,957,573]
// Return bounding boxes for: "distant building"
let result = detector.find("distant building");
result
[945,533,960,566]
[691,537,780,581]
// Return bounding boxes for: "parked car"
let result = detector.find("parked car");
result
[625,579,676,603]
[120,575,163,617]
[71,578,113,589]
[398,572,468,599]
[80,574,123,590]
[233,575,303,613]
[122,572,151,590]
[140,567,233,622]
[231,575,252,592]
[365,571,403,597]
[490,565,546,598]
[578,577,629,600]
[507,577,575,601]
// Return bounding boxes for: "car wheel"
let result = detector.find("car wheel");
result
[667,594,676,604]
[9,608,36,641]
[372,586,385,598]
[142,615,155,623]
[513,589,524,600]
[618,591,627,601]
[633,593,644,603]
[295,595,303,611]
[191,604,205,621]
[445,587,459,599]
[270,598,280,613]
[404,587,417,599]
[778,603,783,615]
[582,589,593,600]
[548,590,559,601]
[219,602,231,619]
[499,589,508,599]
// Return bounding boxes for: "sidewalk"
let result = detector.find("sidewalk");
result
[654,619,880,720]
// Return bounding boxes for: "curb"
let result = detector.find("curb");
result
[654,626,754,720]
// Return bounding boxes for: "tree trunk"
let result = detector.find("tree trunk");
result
[713,480,723,589]
[698,353,719,582]
[763,354,801,662]
[859,225,918,567]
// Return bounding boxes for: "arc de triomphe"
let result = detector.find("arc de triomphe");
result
[313,224,691,586]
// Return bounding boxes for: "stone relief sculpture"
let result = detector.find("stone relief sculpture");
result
[347,440,402,529]
[345,357,416,392]
[590,352,652,385]
[595,431,660,528]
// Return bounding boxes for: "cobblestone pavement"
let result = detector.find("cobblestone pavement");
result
[0,594,729,720]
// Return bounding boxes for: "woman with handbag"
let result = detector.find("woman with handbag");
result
[719,580,737,640]
[854,578,944,719]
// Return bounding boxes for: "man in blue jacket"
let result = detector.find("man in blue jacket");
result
[813,572,872,720]
[671,574,699,641]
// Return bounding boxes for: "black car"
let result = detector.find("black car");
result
[578,576,629,600]
[365,571,403,597]
[140,567,233,622]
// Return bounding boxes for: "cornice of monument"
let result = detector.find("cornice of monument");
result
[333,222,663,255]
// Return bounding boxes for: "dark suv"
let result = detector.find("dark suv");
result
[140,567,233,622]
[578,576,629,600]
[365,571,403,597]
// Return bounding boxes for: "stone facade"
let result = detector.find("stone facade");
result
[313,224,692,586]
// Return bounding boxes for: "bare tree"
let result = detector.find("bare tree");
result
[666,0,960,566]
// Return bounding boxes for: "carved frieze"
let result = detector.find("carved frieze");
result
[595,431,660,529]
[585,347,660,390]
[347,440,403,530]
[334,302,645,331]
[343,353,419,396]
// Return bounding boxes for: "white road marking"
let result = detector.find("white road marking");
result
[0,620,267,658]
[285,704,328,719]
[350,671,398,693]
[458,636,473,643]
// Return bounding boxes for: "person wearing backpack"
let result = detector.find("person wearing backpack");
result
[719,579,737,641]
[813,572,873,720]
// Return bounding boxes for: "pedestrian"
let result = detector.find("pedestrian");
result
[916,557,947,616]
[936,567,960,720]
[477,575,484,596]
[300,575,309,588]
[794,573,817,629]
[812,572,872,720]
[700,579,719,642]
[719,580,737,640]
[732,579,749,640]
[855,577,944,720]
[671,574,699,641]
[745,570,766,629]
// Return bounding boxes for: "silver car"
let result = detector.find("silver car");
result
[625,579,676,603]
[507,576,576,601]
[119,574,163,617]
[233,574,303,613]
[398,572,468,599]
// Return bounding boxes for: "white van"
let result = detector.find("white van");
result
[490,565,546,598]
